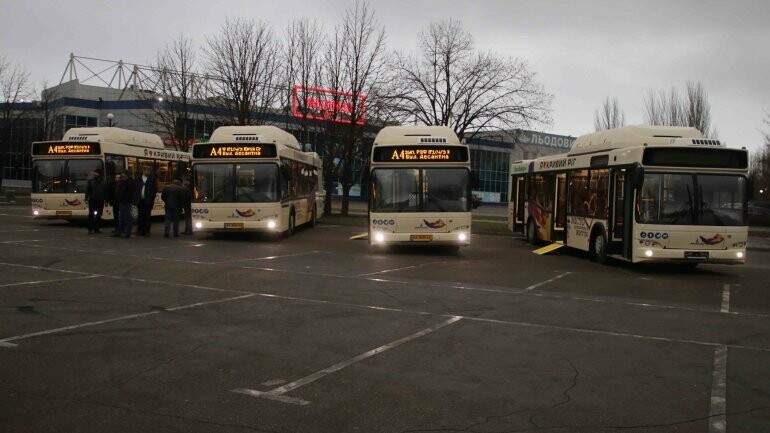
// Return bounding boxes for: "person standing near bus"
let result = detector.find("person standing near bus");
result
[86,168,105,234]
[161,178,186,238]
[134,165,157,237]
[181,177,193,235]
[113,171,135,238]
[105,174,120,234]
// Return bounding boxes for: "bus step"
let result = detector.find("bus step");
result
[533,242,565,255]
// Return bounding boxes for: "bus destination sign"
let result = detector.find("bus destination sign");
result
[32,143,101,155]
[193,144,277,159]
[373,146,468,163]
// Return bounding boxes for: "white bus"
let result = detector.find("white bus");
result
[508,125,749,265]
[190,125,324,236]
[31,127,190,220]
[368,126,475,248]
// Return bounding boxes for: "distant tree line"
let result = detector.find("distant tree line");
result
[1,1,555,214]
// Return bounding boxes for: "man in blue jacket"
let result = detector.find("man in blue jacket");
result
[134,165,157,237]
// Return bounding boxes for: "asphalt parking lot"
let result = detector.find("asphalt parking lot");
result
[1,204,769,433]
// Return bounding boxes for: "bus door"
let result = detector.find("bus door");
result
[508,176,526,232]
[552,173,567,242]
[611,169,634,259]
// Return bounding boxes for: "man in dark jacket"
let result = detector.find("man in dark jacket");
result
[182,177,193,235]
[161,178,185,238]
[113,171,135,238]
[134,165,157,236]
[86,168,106,234]
[104,173,119,233]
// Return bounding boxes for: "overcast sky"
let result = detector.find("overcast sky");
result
[2,0,768,152]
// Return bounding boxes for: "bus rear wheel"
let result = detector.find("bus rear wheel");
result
[526,219,538,245]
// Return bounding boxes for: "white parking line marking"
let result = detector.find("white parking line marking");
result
[0,294,256,348]
[227,251,322,263]
[520,271,571,292]
[709,345,728,433]
[0,275,99,288]
[233,316,462,405]
[353,261,447,278]
[721,284,731,313]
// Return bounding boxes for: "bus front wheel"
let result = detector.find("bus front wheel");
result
[526,219,538,245]
[309,204,317,227]
[284,211,295,238]
[591,229,608,265]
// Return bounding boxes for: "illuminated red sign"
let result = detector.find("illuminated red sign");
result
[292,85,366,125]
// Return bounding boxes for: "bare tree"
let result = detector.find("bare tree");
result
[593,96,626,131]
[388,19,552,141]
[336,1,388,215]
[37,81,69,141]
[284,18,325,145]
[0,55,33,183]
[140,35,204,151]
[204,18,282,126]
[750,112,770,200]
[318,20,347,216]
[644,81,714,136]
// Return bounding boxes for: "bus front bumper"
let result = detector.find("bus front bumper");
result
[633,248,746,265]
[193,219,282,233]
[369,231,471,246]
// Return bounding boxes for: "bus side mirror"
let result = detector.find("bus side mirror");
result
[471,171,480,189]
[472,194,481,209]
[630,163,645,189]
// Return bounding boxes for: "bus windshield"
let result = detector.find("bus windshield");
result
[193,163,279,203]
[636,173,746,226]
[371,168,470,212]
[32,159,103,193]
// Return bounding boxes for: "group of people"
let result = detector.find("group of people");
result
[85,166,194,238]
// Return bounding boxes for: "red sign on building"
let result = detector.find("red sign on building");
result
[292,85,366,125]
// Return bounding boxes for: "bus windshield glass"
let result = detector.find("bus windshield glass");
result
[32,159,103,193]
[636,173,746,226]
[371,168,470,212]
[193,163,279,203]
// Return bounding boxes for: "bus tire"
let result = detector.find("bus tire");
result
[591,228,608,265]
[526,218,538,245]
[284,210,295,238]
[309,204,317,227]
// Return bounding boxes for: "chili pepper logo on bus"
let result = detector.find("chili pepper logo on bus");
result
[423,219,446,229]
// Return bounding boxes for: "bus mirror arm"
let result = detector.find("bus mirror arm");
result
[630,163,645,189]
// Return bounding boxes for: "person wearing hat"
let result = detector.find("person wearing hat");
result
[86,168,106,234]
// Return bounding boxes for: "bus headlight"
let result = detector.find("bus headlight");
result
[375,232,385,243]
[267,220,277,229]
[645,249,654,257]
[458,232,467,242]
[736,251,744,259]
[195,222,203,229]
[33,210,39,216]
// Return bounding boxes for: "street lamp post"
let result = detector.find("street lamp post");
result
[106,113,115,127]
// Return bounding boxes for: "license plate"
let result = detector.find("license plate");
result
[684,251,709,260]
[56,210,72,217]
[410,234,433,241]
[224,222,244,229]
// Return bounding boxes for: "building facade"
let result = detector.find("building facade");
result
[2,79,577,203]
